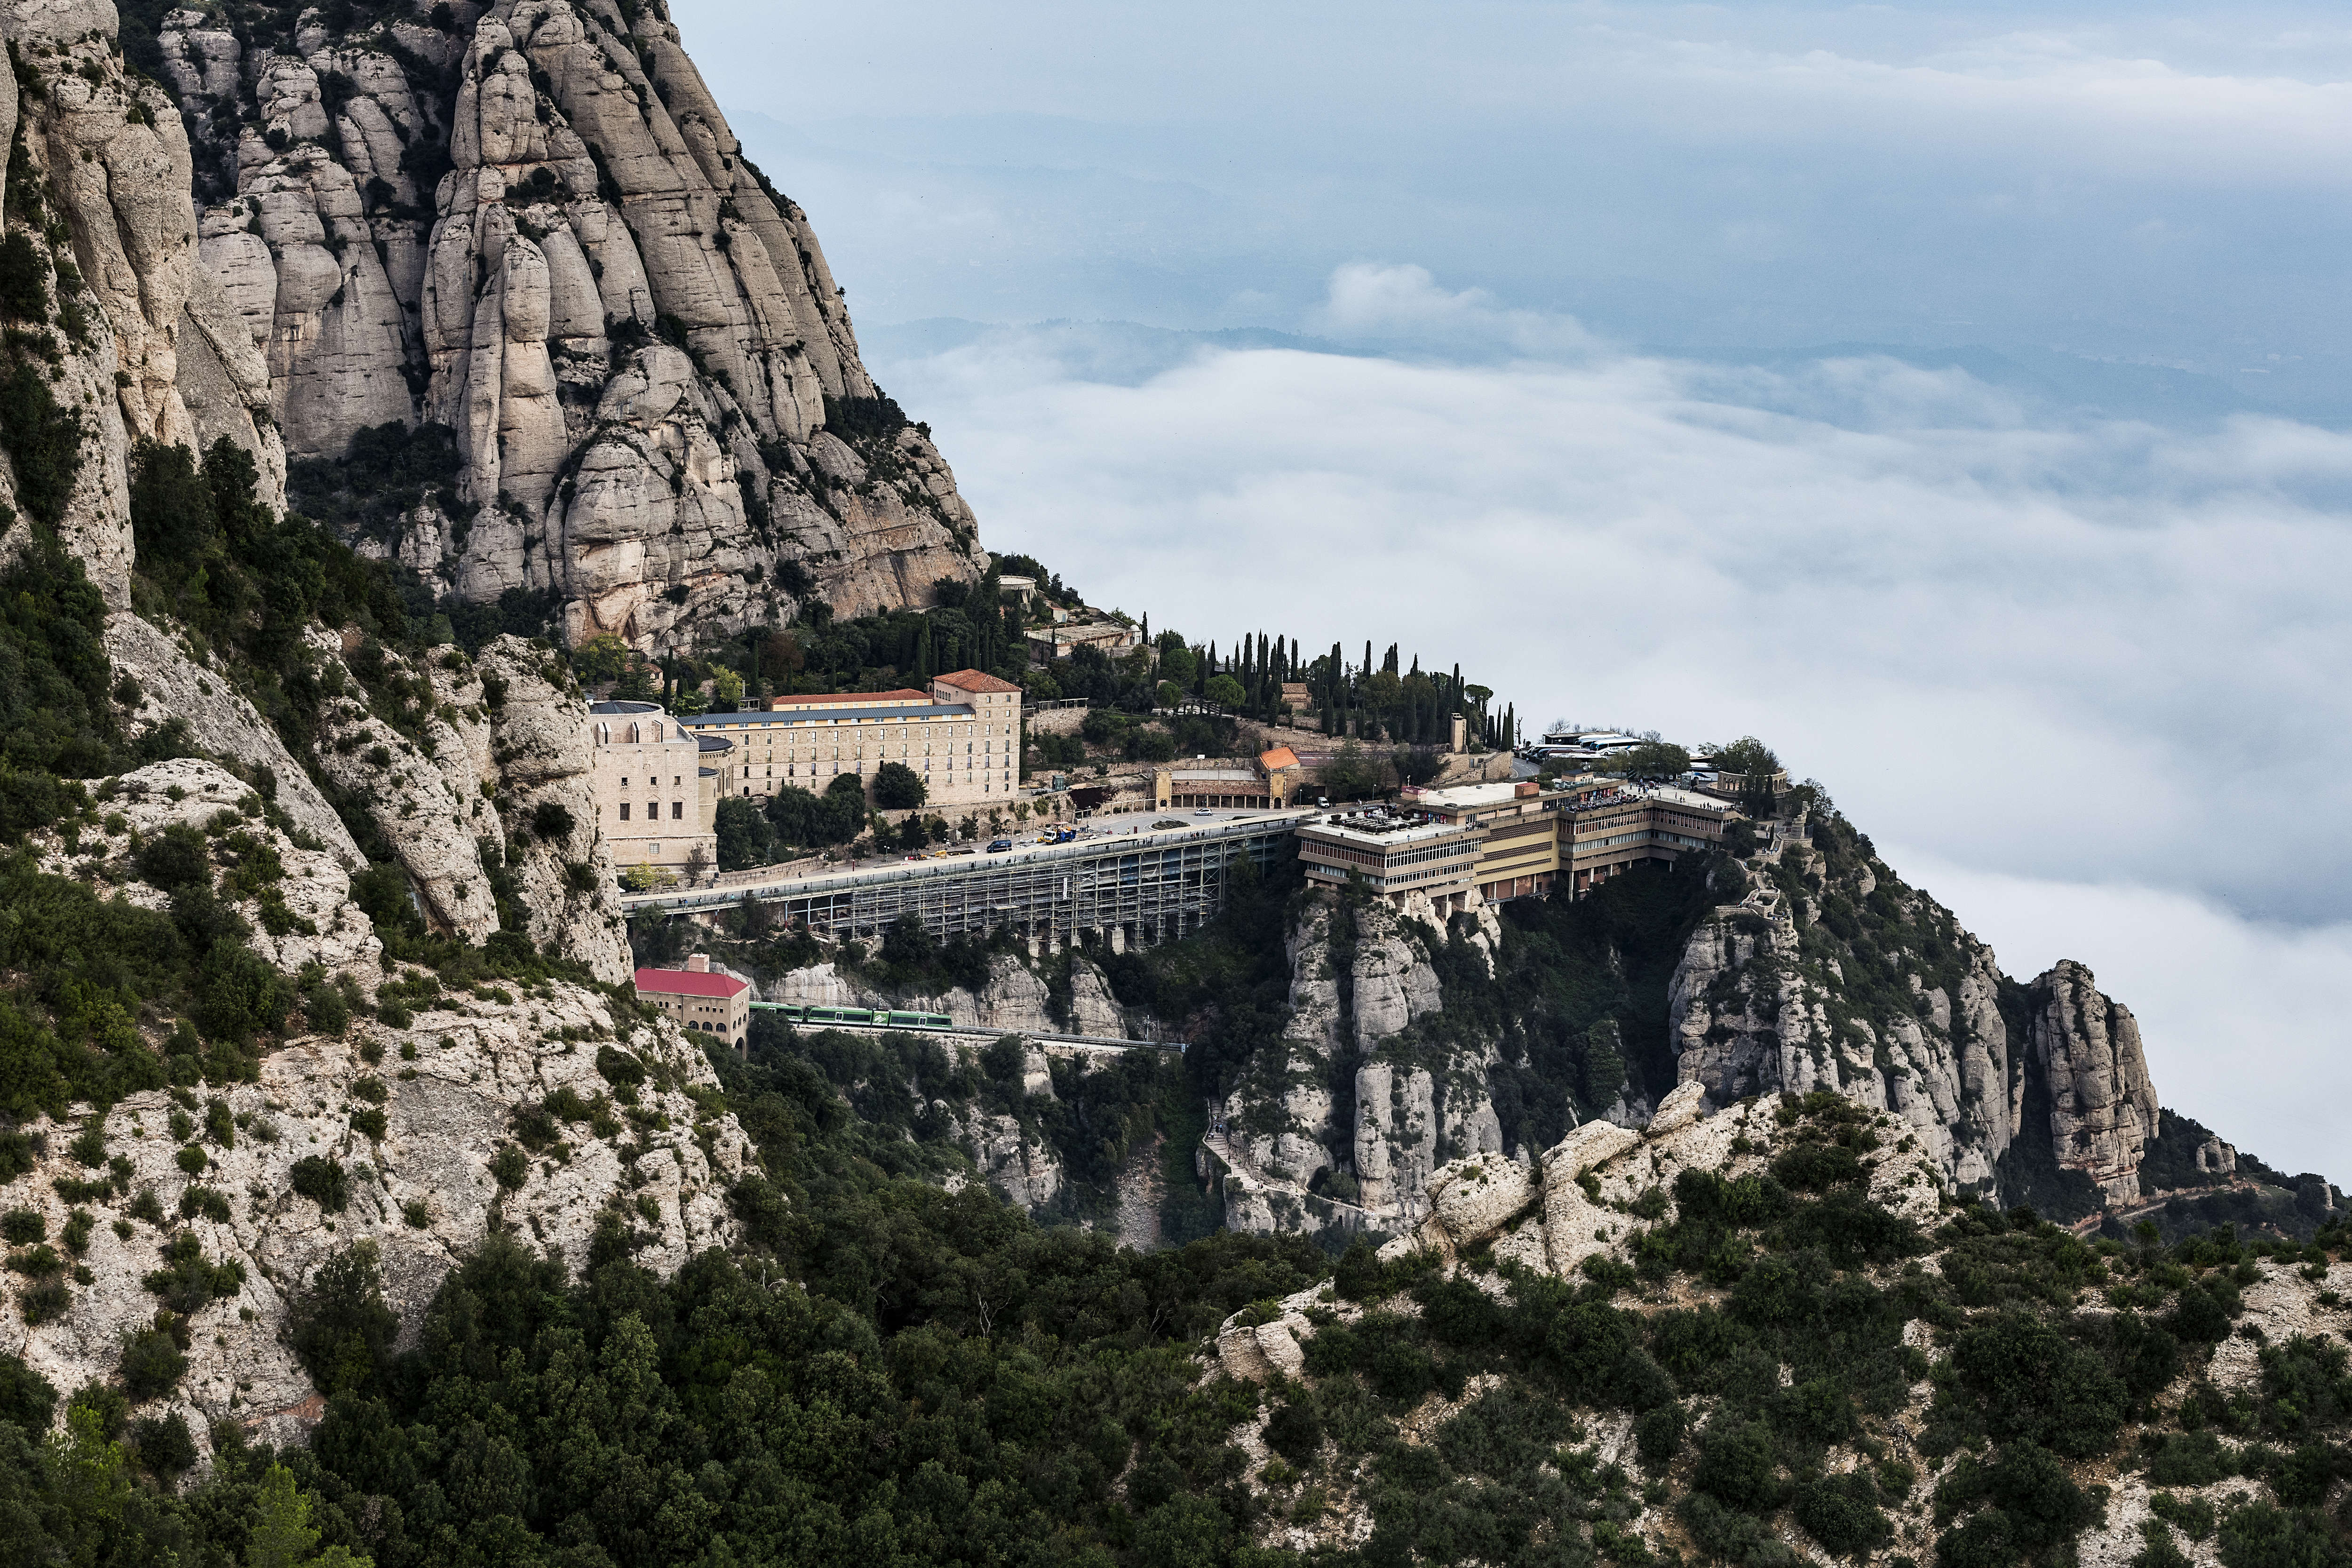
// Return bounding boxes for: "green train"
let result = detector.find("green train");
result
[756,1003,955,1030]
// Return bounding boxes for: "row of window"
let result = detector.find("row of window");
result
[614,802,685,821]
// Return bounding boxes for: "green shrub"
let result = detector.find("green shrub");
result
[1634,1403,1685,1467]
[130,1410,196,1477]
[143,1232,242,1313]
[290,1155,348,1212]
[1949,1312,2128,1459]
[0,231,48,319]
[118,1327,186,1401]
[18,1275,69,1325]
[1692,1417,1782,1511]
[0,1208,42,1245]
[286,1241,398,1397]
[350,1106,386,1141]
[1794,1471,1891,1557]
[135,823,210,890]
[488,1144,528,1191]
[0,1354,57,1433]
[0,362,84,527]
[1265,1396,1322,1465]
[594,1044,645,1087]
[2215,1500,2341,1568]
[530,800,574,840]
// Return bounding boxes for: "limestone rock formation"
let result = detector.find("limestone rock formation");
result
[294,631,629,979]
[104,613,364,866]
[1218,901,1347,1197]
[0,4,286,608]
[135,0,989,643]
[2024,959,2161,1204]
[1213,894,1507,1240]
[1381,1081,1947,1274]
[956,1110,1064,1211]
[0,759,745,1457]
[1668,822,2020,1196]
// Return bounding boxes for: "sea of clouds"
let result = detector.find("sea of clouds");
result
[681,0,2352,1177]
[865,271,2352,1178]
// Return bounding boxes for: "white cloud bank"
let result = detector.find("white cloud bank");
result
[869,265,2352,1175]
[1890,848,2352,1182]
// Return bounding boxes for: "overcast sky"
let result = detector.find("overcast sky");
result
[677,0,2352,1179]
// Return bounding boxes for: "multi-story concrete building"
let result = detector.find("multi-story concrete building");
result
[635,955,750,1054]
[1383,775,1740,903]
[588,701,721,879]
[1295,810,1485,911]
[1561,782,1737,894]
[678,669,1024,808]
[1402,780,1565,901]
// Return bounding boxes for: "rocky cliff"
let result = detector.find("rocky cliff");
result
[1208,892,1510,1239]
[1666,813,2021,1194]
[1664,810,2177,1216]
[6,0,985,649]
[2024,958,2161,1206]
[0,758,744,1459]
[1175,804,2325,1246]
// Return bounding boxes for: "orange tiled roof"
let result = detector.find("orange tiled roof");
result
[934,669,1025,693]
[1260,746,1301,771]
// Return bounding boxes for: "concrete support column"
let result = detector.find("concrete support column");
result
[1110,925,1126,955]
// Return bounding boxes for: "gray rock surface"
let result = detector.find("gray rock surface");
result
[2025,959,2161,1204]
[104,613,363,866]
[1667,829,2021,1195]
[0,759,746,1456]
[141,0,990,644]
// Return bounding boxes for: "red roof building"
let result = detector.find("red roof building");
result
[933,668,1024,694]
[634,967,747,999]
[635,959,751,1053]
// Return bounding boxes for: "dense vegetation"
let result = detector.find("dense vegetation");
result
[5,1052,2346,1568]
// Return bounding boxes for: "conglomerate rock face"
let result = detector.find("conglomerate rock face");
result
[0,0,286,607]
[132,0,985,643]
[0,759,746,1457]
[1664,821,2176,1208]
[1215,893,1507,1240]
[2025,959,2161,1205]
[1666,827,2026,1198]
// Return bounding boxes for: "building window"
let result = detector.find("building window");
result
[619,804,629,821]
[671,802,683,820]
